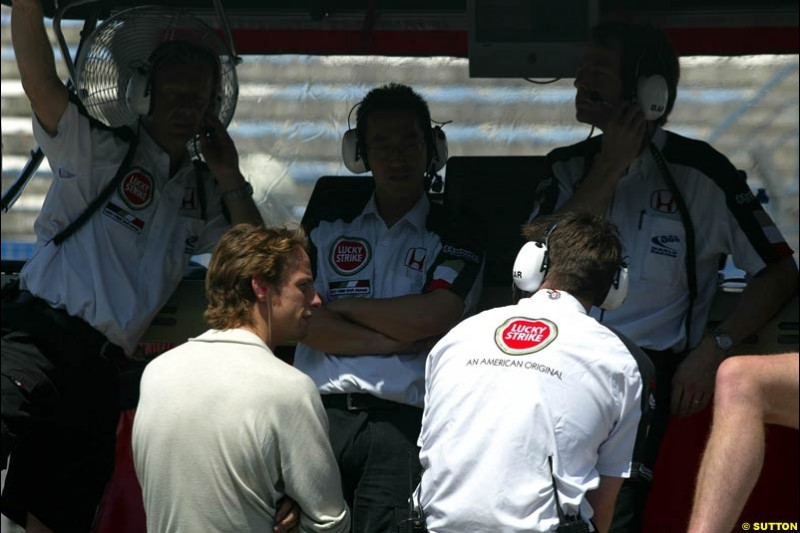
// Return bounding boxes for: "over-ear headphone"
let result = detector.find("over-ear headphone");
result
[632,52,669,122]
[340,102,449,174]
[511,225,629,311]
[125,43,223,118]
[126,65,153,116]
[341,125,448,174]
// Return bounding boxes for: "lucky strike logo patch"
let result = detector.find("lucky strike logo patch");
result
[119,168,154,210]
[495,317,558,356]
[330,237,372,276]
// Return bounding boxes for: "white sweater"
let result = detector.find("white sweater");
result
[133,328,350,533]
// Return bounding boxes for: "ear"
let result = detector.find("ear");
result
[251,276,269,302]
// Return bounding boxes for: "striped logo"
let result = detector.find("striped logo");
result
[103,202,145,234]
[328,279,371,298]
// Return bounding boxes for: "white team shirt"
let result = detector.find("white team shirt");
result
[294,193,484,407]
[418,290,653,533]
[531,127,793,351]
[20,100,230,355]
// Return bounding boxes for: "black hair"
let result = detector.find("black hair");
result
[355,83,434,170]
[591,21,680,125]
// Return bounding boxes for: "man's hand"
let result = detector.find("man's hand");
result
[274,496,300,533]
[198,114,242,191]
[671,335,723,417]
[555,102,648,216]
[598,102,647,172]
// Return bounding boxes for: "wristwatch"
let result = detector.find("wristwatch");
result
[713,328,734,356]
[222,182,254,202]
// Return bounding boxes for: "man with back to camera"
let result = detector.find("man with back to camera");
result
[2,1,262,531]
[293,83,484,532]
[529,21,798,531]
[132,224,350,533]
[417,212,655,533]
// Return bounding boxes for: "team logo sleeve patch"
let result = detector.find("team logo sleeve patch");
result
[329,236,372,276]
[495,317,558,355]
[119,167,154,210]
[754,210,794,256]
[425,259,465,292]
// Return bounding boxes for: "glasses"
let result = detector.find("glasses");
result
[366,140,425,160]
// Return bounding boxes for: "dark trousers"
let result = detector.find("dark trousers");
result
[609,349,683,533]
[1,294,122,532]
[322,394,423,533]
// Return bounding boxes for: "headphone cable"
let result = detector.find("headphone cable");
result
[650,141,697,353]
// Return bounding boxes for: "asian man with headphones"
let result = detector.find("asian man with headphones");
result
[417,212,654,533]
[529,20,798,533]
[293,83,484,533]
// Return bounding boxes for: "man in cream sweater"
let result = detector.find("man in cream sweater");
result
[133,224,350,533]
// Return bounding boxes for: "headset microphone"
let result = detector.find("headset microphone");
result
[587,91,614,109]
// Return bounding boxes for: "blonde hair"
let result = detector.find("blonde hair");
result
[204,224,308,330]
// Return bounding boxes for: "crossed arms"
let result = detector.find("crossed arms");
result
[302,290,465,356]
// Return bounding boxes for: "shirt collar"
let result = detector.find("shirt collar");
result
[518,289,588,315]
[626,124,666,177]
[190,328,274,352]
[362,192,430,231]
[138,123,193,175]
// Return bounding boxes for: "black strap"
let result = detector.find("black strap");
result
[548,456,571,524]
[51,133,139,246]
[649,143,698,353]
[192,159,208,221]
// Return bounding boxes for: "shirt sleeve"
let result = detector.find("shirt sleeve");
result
[423,216,484,301]
[278,377,351,533]
[713,168,794,274]
[528,156,581,222]
[31,97,129,244]
[662,135,794,274]
[596,343,655,480]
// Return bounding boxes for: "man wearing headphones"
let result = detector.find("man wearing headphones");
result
[418,212,654,533]
[294,83,484,533]
[529,21,798,532]
[2,2,261,532]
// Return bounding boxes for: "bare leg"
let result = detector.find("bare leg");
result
[687,353,799,533]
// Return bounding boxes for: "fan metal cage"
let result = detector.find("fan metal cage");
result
[75,6,238,128]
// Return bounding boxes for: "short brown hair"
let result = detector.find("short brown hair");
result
[521,212,623,305]
[204,224,308,330]
[591,21,680,125]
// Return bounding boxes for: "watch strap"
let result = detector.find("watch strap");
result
[221,181,254,202]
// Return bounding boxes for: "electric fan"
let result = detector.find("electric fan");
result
[74,5,239,129]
